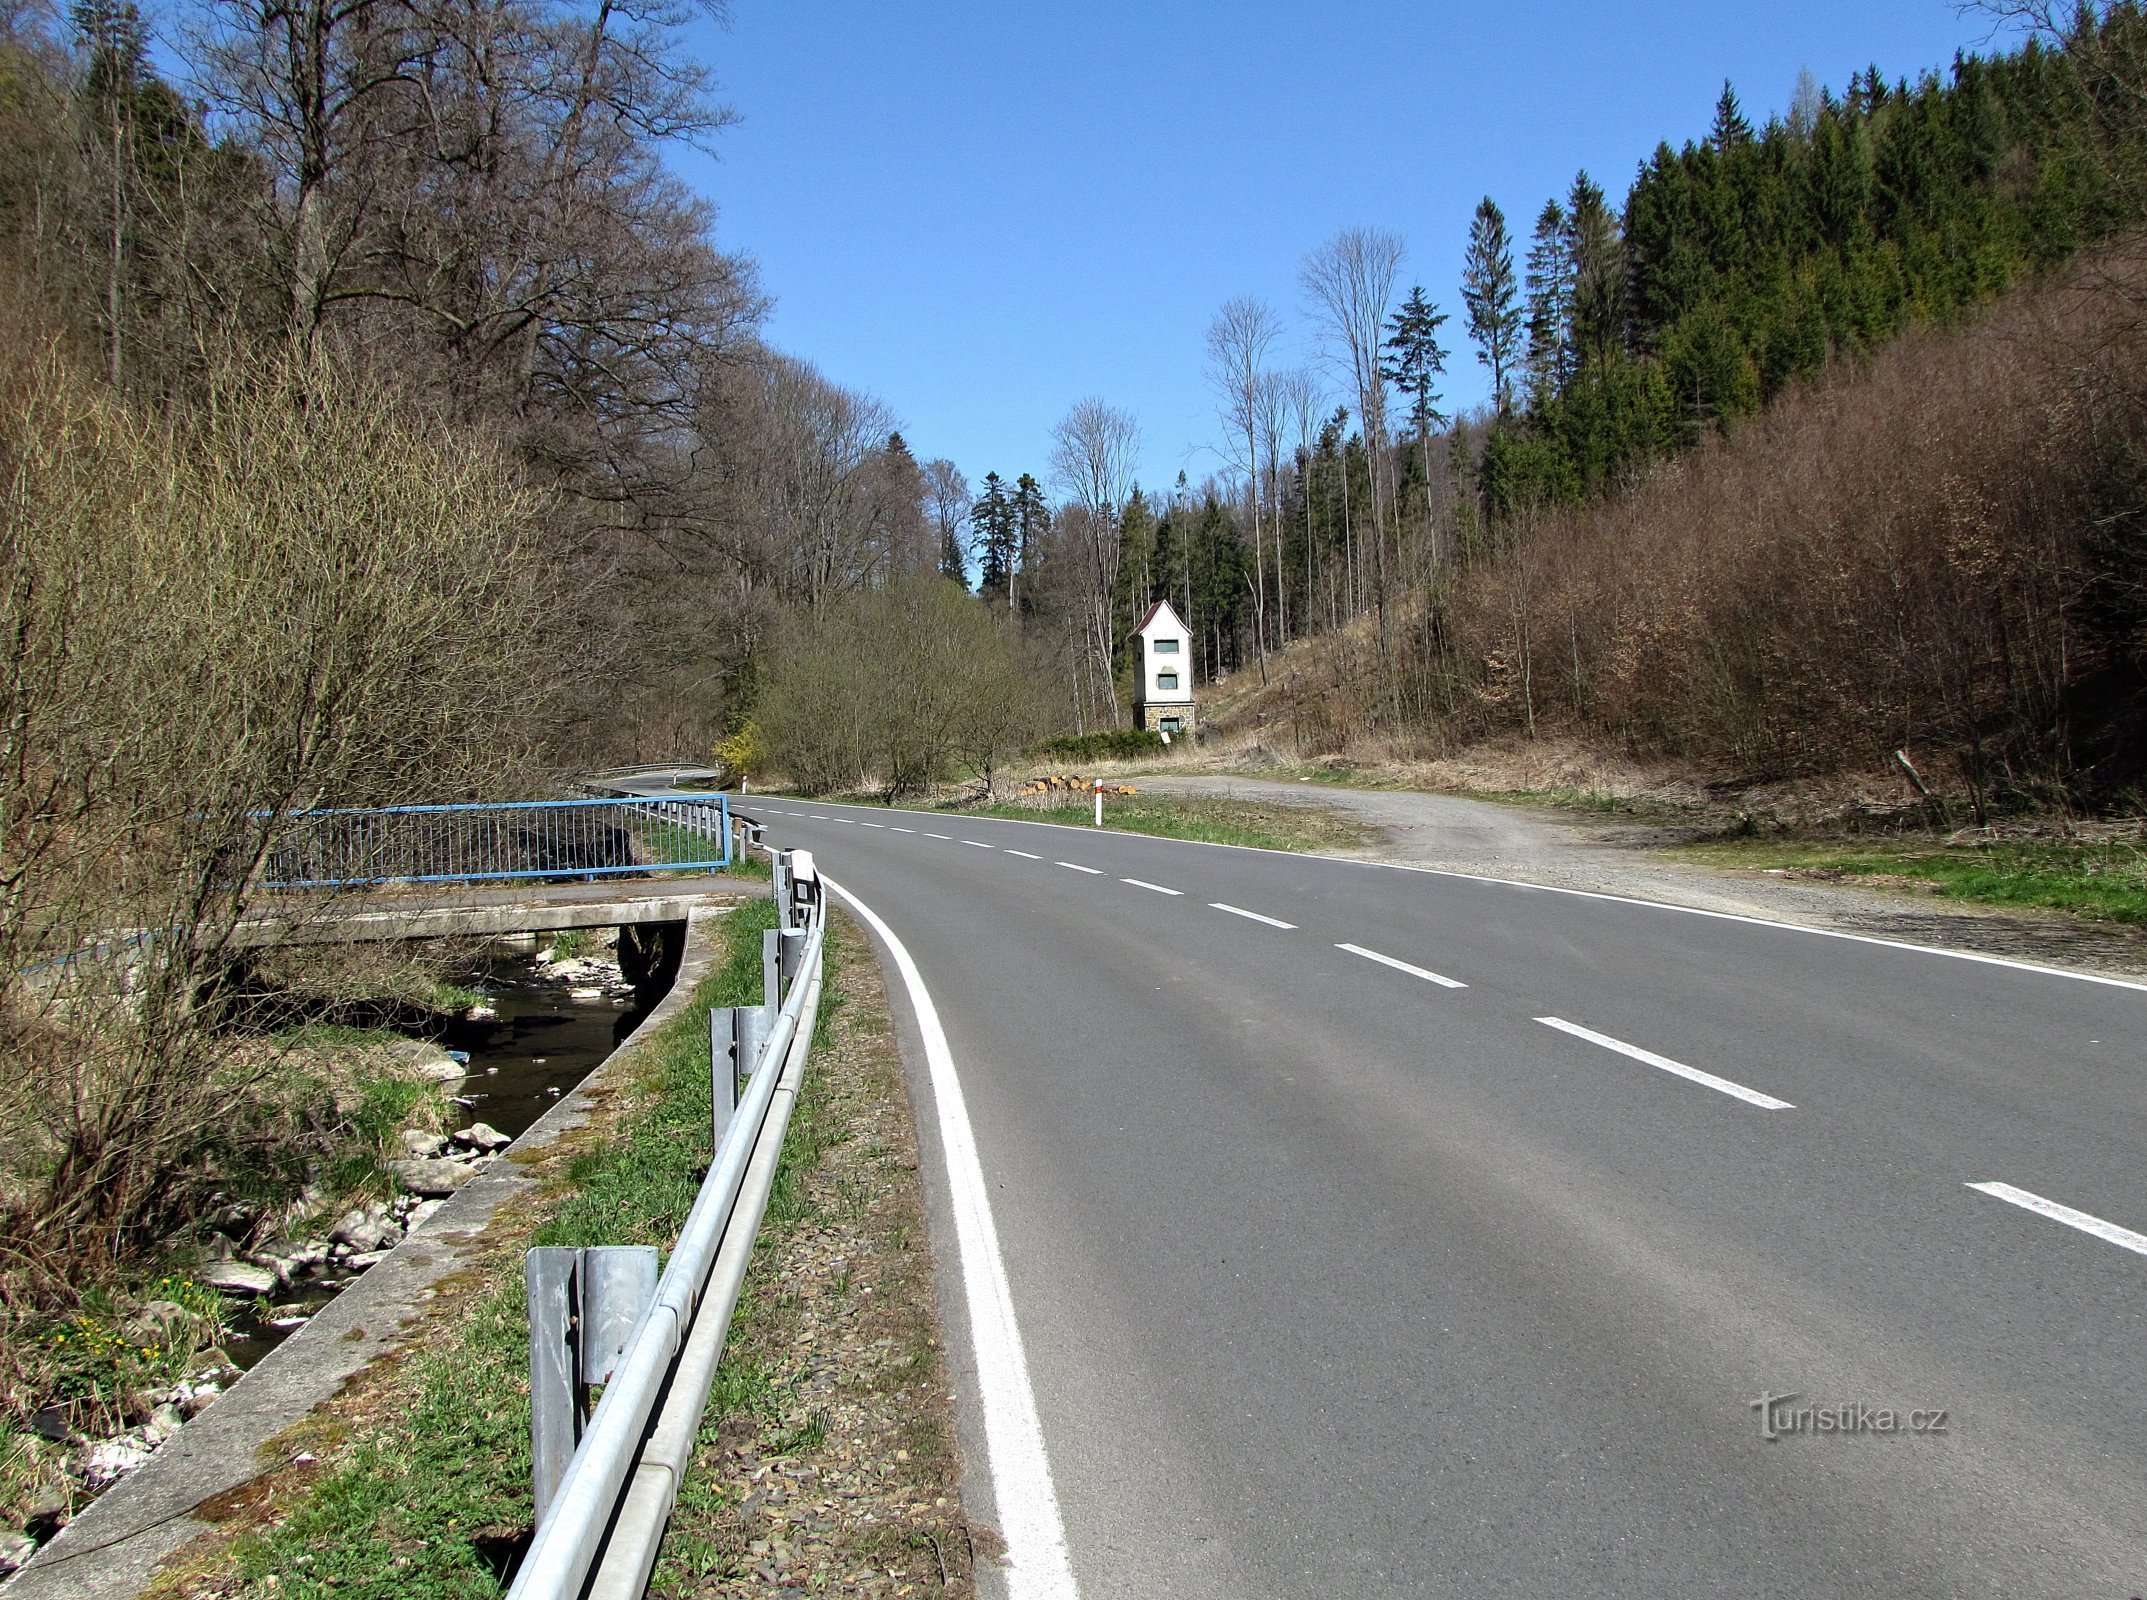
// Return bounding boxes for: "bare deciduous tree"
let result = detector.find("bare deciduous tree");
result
[750,353,902,615]
[923,457,970,580]
[1277,366,1323,639]
[1205,295,1281,682]
[193,0,763,523]
[1048,397,1141,725]
[1302,226,1404,708]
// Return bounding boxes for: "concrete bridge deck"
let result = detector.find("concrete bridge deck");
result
[236,876,752,946]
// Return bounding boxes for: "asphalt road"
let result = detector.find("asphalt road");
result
[742,796,2147,1599]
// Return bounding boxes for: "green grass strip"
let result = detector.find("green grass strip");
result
[221,897,781,1599]
[1679,837,2147,924]
[947,794,1375,854]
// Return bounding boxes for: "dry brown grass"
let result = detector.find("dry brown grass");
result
[1192,250,2147,820]
[1429,254,2147,813]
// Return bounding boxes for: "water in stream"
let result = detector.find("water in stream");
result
[440,943,650,1139]
[222,938,653,1369]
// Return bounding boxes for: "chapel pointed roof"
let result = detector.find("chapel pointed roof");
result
[1133,597,1186,635]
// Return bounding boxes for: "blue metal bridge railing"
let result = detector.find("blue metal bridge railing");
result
[260,793,732,889]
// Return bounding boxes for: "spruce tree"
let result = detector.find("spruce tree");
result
[1460,197,1523,419]
[1565,171,1625,374]
[1710,80,1753,151]
[939,523,968,585]
[1381,286,1450,437]
[970,472,1013,599]
[1522,199,1574,408]
[1010,472,1047,613]
[1380,287,1449,555]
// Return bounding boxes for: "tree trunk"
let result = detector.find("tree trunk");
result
[107,109,124,389]
[1240,419,1267,685]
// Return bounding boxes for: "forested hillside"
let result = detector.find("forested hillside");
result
[900,5,2147,814]
[16,0,2137,806]
[1487,38,2126,513]
[0,0,962,767]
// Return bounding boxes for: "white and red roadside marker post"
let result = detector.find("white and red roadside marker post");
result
[1093,777,1103,828]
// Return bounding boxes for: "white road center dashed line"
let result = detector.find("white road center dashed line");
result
[924,832,952,840]
[1535,1016,1793,1110]
[1335,942,1466,988]
[1967,1181,2147,1259]
[1005,849,1041,859]
[1057,861,1103,874]
[861,822,885,828]
[825,878,1080,1600]
[1121,878,1182,896]
[892,827,915,833]
[964,840,994,849]
[1209,902,1296,929]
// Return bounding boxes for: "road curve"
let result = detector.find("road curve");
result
[745,796,2147,1599]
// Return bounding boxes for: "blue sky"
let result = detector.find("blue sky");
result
[673,2,2023,497]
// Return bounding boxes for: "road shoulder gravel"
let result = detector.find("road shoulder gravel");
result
[1131,772,2147,979]
[649,906,984,1597]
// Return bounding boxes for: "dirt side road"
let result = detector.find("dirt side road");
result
[1131,773,2147,980]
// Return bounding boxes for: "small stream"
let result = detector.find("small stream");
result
[439,943,650,1140]
[222,939,655,1369]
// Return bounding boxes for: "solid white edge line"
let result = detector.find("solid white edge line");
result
[1005,849,1041,859]
[1967,1181,2147,1259]
[824,878,1080,1599]
[1335,942,1466,988]
[1121,878,1183,896]
[1535,1016,1794,1110]
[759,798,2147,994]
[1209,901,1297,929]
[1057,861,1103,874]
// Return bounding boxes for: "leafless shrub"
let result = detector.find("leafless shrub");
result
[759,579,1044,800]
[1430,251,2147,814]
[0,335,561,1288]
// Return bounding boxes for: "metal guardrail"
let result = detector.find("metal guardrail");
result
[509,847,822,1600]
[259,794,732,889]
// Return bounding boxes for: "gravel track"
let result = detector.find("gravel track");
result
[1131,772,2147,979]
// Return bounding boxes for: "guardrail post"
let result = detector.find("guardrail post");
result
[762,927,781,1009]
[786,849,819,926]
[738,1003,773,1088]
[528,1248,578,1525]
[709,1004,775,1130]
[527,1244,661,1529]
[778,926,807,993]
[710,1007,737,1122]
[580,1247,660,1392]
